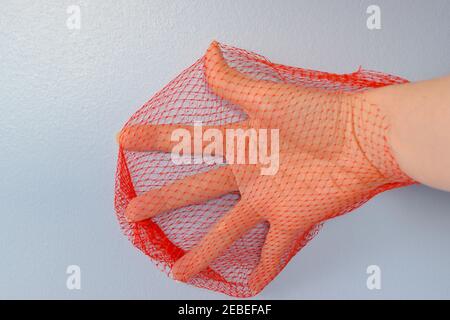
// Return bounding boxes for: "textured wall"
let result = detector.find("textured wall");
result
[1,0,450,299]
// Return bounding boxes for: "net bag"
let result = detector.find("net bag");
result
[114,41,415,297]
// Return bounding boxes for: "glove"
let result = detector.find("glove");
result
[115,41,414,297]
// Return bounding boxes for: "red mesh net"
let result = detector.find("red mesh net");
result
[114,41,415,297]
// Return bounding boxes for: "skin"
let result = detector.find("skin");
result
[118,41,450,294]
[364,75,450,191]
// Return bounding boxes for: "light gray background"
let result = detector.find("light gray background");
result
[1,0,450,299]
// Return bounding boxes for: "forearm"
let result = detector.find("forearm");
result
[364,75,450,191]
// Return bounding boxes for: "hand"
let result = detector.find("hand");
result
[118,41,412,294]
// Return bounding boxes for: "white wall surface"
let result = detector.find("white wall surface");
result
[1,0,450,299]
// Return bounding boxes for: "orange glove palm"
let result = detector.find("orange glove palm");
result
[116,42,414,296]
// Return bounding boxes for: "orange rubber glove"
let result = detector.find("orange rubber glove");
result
[115,41,415,297]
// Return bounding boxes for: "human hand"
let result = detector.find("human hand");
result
[117,41,413,295]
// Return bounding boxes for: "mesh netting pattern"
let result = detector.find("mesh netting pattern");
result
[114,42,415,297]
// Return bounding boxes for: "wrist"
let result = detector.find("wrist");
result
[346,89,415,186]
